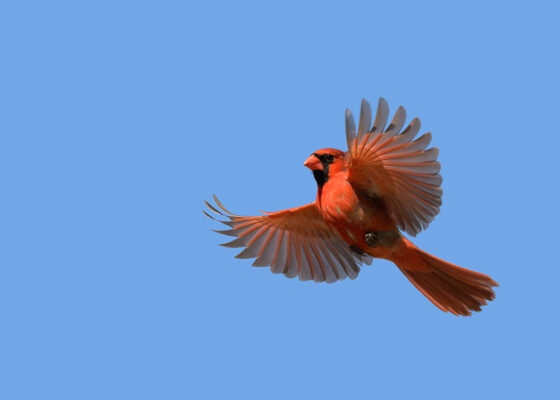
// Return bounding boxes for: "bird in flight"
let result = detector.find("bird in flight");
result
[205,98,498,316]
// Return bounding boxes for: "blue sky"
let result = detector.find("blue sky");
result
[1,1,559,399]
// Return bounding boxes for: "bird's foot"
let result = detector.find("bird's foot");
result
[365,230,400,247]
[365,232,380,247]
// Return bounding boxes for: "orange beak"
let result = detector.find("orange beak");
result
[304,154,323,171]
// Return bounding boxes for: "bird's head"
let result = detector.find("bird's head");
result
[304,148,346,186]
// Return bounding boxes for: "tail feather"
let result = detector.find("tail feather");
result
[395,239,498,316]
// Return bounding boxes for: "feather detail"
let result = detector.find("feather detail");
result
[204,197,364,283]
[346,98,443,236]
[345,109,357,153]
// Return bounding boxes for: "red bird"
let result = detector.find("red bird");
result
[205,98,498,316]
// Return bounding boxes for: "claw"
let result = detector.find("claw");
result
[365,232,380,247]
[365,230,401,247]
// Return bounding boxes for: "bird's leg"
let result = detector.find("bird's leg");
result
[365,230,401,247]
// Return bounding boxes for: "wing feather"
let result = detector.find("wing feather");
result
[357,98,373,139]
[347,98,443,236]
[372,97,389,133]
[270,230,287,274]
[205,198,363,283]
[345,109,357,151]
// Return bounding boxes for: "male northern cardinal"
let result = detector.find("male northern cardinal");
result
[205,98,498,316]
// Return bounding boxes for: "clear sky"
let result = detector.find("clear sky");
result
[1,1,559,399]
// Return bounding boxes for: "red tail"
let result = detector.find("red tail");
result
[392,238,498,316]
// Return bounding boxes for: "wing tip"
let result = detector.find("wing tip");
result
[361,98,372,110]
[358,98,373,137]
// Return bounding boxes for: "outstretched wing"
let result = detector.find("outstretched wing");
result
[345,98,442,236]
[204,196,371,283]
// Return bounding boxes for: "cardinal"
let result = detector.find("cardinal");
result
[205,98,498,316]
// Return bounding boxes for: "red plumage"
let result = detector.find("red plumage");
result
[205,98,498,316]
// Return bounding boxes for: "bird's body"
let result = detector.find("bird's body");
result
[311,150,397,256]
[205,98,498,316]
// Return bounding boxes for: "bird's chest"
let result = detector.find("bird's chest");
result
[319,178,369,231]
[318,176,395,243]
